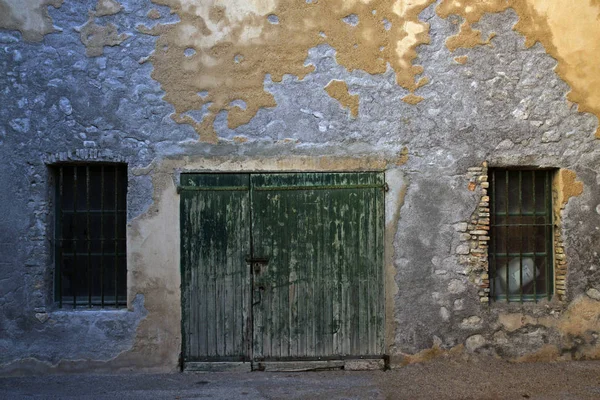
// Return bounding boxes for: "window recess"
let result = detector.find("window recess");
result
[489,169,554,302]
[53,164,127,308]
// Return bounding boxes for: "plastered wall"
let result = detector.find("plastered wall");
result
[1,0,600,374]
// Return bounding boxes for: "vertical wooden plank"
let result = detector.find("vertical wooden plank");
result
[288,195,299,357]
[307,185,317,357]
[250,179,263,361]
[376,184,385,354]
[296,190,307,358]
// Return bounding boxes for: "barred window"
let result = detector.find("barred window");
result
[489,169,554,302]
[54,164,127,308]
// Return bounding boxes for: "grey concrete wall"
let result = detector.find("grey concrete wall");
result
[1,1,599,374]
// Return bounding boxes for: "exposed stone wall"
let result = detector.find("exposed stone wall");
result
[1,0,600,374]
[454,162,491,303]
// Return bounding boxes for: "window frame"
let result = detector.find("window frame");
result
[488,168,555,303]
[52,163,128,309]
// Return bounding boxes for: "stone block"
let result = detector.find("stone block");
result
[465,335,486,352]
[456,244,470,255]
[586,288,600,300]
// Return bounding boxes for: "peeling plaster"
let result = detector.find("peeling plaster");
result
[0,0,63,42]
[78,16,129,57]
[554,169,584,210]
[495,296,600,361]
[95,0,123,17]
[134,0,600,142]
[143,0,436,142]
[147,9,161,20]
[402,93,424,105]
[436,0,600,138]
[324,79,359,118]
[453,55,468,64]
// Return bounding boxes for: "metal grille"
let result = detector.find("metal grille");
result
[54,164,127,308]
[489,169,554,302]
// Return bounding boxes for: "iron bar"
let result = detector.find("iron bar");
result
[519,170,523,303]
[60,252,127,256]
[58,167,64,308]
[57,238,125,241]
[72,166,78,308]
[492,252,549,257]
[87,166,91,308]
[505,170,509,302]
[489,223,552,227]
[60,210,126,214]
[532,170,537,300]
[493,211,548,216]
[100,166,105,308]
[545,172,551,300]
[114,167,119,308]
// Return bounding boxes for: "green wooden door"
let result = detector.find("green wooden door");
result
[250,173,385,360]
[180,174,251,362]
[180,172,384,363]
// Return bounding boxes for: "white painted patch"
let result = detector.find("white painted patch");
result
[176,0,279,50]
[395,20,426,67]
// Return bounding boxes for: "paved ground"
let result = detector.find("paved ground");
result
[1,359,600,399]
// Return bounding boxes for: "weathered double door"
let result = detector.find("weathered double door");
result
[180,173,384,366]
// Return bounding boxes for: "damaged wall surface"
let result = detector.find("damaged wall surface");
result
[0,0,599,374]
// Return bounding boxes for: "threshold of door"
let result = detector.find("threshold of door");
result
[255,359,384,372]
[184,359,385,372]
[184,362,252,372]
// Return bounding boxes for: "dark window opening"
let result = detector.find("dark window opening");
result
[53,164,127,308]
[489,169,554,302]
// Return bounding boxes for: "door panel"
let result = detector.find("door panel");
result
[180,174,251,362]
[250,173,385,360]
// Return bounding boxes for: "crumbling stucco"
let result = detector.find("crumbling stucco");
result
[76,1,128,58]
[436,0,600,138]
[138,0,600,141]
[0,0,63,42]
[324,80,359,118]
[453,55,468,65]
[147,9,161,20]
[554,169,584,212]
[95,0,122,17]
[78,15,129,57]
[141,0,436,141]
[401,93,424,105]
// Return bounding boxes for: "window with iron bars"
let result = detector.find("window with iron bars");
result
[489,168,554,302]
[53,164,127,308]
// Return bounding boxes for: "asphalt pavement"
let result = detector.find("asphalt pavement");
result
[1,359,600,399]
